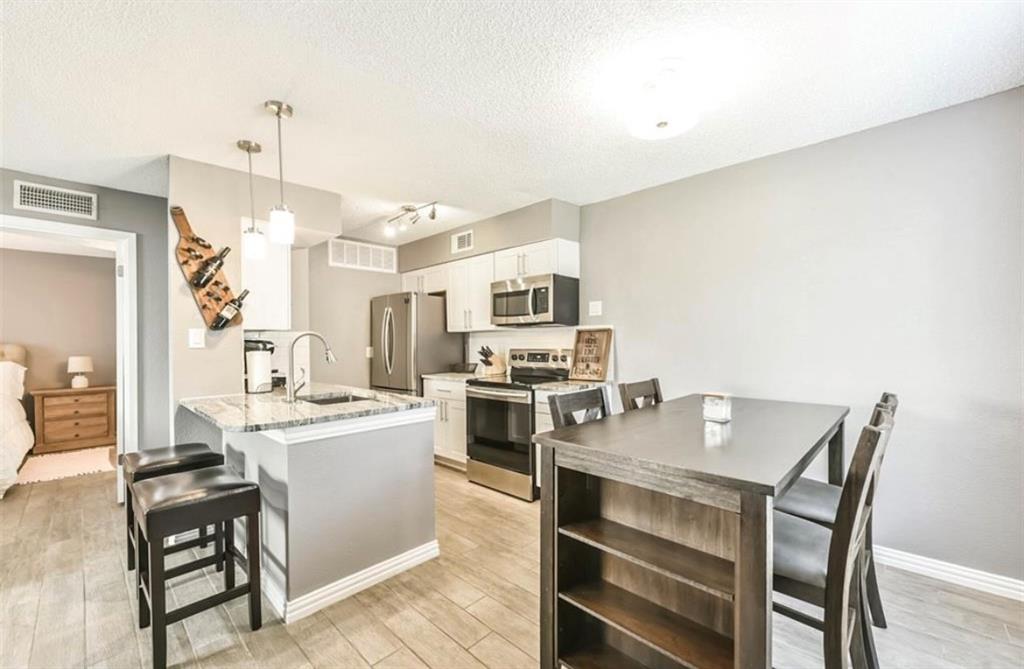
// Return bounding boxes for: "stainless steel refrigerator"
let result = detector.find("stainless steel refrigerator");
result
[370,292,463,395]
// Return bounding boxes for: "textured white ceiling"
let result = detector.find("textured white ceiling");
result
[2,1,1021,244]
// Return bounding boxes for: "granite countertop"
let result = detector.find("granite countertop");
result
[534,380,610,393]
[179,382,435,432]
[422,372,477,382]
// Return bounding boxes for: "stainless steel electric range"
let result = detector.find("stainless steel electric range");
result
[465,348,573,501]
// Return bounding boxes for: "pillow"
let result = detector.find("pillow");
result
[0,361,26,400]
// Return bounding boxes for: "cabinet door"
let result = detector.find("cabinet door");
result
[433,400,447,455]
[446,401,467,461]
[466,254,495,331]
[520,240,556,277]
[402,271,422,293]
[446,261,469,332]
[241,218,291,330]
[493,248,521,281]
[423,265,449,294]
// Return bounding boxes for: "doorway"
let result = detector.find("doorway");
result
[0,214,138,502]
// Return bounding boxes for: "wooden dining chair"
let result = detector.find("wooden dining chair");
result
[548,388,611,429]
[775,392,898,629]
[618,377,663,412]
[773,404,895,669]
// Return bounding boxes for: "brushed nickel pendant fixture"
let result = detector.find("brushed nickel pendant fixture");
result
[265,99,295,245]
[237,139,266,260]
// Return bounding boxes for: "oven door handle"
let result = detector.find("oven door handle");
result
[467,387,532,404]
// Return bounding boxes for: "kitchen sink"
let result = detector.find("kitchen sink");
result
[300,395,370,406]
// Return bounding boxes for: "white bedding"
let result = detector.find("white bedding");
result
[0,361,33,498]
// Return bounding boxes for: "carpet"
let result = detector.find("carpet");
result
[17,446,115,484]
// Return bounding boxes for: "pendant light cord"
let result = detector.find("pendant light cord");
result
[277,111,285,204]
[247,149,256,228]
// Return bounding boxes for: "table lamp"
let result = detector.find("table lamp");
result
[68,355,94,389]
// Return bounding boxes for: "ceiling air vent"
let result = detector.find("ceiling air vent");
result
[13,180,97,220]
[451,230,474,254]
[328,238,397,274]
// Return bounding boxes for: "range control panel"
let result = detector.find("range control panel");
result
[507,348,573,369]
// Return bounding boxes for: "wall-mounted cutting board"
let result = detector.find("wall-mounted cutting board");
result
[170,206,242,329]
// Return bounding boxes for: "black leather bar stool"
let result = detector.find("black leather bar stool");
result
[121,443,224,571]
[132,465,261,669]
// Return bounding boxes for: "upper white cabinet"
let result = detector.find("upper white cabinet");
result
[493,239,580,281]
[446,253,494,332]
[402,264,450,294]
[240,218,291,331]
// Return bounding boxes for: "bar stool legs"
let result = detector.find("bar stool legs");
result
[247,513,262,631]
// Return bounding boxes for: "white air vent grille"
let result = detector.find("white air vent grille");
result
[13,180,97,220]
[451,230,474,253]
[328,238,397,273]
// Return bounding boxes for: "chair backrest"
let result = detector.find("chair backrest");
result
[824,405,895,669]
[549,388,611,429]
[877,391,898,415]
[619,378,664,412]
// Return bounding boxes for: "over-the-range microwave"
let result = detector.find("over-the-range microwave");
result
[490,273,579,327]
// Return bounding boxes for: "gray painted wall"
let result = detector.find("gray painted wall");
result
[398,198,580,272]
[0,168,170,449]
[307,241,402,387]
[167,157,342,440]
[0,249,116,392]
[579,88,1023,579]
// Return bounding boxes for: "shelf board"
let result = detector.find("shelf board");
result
[559,518,734,600]
[560,642,651,669]
[560,581,733,669]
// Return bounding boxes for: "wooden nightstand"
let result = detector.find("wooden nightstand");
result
[30,386,117,454]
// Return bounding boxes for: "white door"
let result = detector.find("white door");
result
[241,218,291,330]
[433,400,447,455]
[402,271,423,293]
[447,402,467,460]
[466,254,495,330]
[493,247,521,281]
[446,260,469,332]
[423,264,450,293]
[521,240,556,276]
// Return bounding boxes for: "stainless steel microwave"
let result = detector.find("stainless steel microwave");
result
[490,273,579,326]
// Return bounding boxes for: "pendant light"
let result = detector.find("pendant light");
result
[265,99,295,245]
[237,139,267,260]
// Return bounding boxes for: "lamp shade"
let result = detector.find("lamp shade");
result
[67,356,94,374]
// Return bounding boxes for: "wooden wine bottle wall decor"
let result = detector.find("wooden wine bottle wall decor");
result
[170,206,243,329]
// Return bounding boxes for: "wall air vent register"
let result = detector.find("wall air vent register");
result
[13,180,98,220]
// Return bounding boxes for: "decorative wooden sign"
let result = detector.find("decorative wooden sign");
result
[170,206,243,329]
[569,327,613,381]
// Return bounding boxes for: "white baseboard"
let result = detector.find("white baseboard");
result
[271,540,440,624]
[874,545,1024,601]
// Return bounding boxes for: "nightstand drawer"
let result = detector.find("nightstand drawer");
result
[45,402,108,420]
[44,393,107,408]
[45,417,109,443]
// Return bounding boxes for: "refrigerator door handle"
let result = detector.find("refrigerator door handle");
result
[386,307,396,375]
[380,307,388,374]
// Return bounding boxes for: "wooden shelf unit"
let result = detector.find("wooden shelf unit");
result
[550,467,741,669]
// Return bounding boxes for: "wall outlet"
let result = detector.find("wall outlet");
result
[365,346,374,359]
[188,328,206,349]
[588,301,603,317]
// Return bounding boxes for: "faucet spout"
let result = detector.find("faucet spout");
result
[287,331,336,403]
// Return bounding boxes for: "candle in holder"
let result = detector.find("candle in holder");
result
[702,393,732,423]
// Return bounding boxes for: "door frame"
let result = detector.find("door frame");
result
[0,214,139,502]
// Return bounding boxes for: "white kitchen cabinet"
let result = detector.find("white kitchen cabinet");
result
[424,378,467,465]
[493,239,580,281]
[240,218,291,330]
[446,253,494,332]
[402,264,450,294]
[401,271,420,293]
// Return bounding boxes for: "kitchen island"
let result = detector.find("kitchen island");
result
[178,383,437,623]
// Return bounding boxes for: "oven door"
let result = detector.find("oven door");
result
[466,386,534,474]
[491,278,553,326]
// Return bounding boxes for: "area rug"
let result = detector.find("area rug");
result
[16,446,114,484]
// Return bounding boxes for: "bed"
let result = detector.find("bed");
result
[0,344,35,498]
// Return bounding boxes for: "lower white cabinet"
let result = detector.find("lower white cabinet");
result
[425,379,467,464]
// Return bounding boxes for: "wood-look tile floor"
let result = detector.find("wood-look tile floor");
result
[1,466,1021,668]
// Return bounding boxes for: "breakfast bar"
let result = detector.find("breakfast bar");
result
[535,394,849,669]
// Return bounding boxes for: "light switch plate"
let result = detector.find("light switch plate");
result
[365,346,374,359]
[188,328,206,349]
[588,301,603,317]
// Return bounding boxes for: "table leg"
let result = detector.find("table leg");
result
[735,491,772,669]
[539,443,557,669]
[828,420,845,486]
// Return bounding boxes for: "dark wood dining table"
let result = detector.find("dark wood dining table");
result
[535,393,849,669]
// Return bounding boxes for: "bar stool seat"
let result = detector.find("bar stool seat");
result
[133,465,261,669]
[773,510,830,594]
[122,442,225,571]
[775,478,842,526]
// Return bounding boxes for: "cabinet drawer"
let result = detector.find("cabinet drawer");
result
[424,380,467,402]
[45,402,108,420]
[43,393,107,408]
[45,418,109,443]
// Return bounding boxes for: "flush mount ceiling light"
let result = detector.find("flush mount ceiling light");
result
[626,58,702,140]
[265,99,295,245]
[384,201,438,237]
[237,139,267,260]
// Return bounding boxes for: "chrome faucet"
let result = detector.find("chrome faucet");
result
[287,331,337,402]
